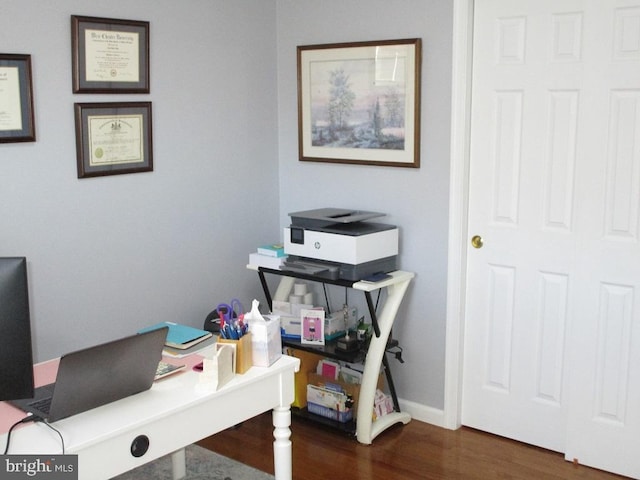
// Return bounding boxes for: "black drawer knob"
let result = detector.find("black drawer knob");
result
[130,435,150,457]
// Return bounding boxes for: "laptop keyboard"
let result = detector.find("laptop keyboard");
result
[155,361,186,380]
[29,397,52,415]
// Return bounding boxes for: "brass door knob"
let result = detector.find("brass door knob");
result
[471,235,484,249]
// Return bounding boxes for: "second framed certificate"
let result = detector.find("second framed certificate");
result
[74,102,153,178]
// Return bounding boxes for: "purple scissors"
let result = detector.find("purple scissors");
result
[216,298,243,323]
[216,298,245,339]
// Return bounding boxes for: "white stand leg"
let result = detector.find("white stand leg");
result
[355,274,413,444]
[171,448,187,480]
[272,406,293,480]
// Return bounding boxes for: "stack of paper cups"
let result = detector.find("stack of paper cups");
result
[290,282,314,305]
[289,294,303,303]
[294,283,307,296]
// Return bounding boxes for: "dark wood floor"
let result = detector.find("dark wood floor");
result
[198,412,628,480]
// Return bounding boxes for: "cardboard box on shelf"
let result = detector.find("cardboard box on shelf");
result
[285,348,325,408]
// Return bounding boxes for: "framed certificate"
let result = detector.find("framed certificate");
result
[0,54,36,143]
[71,15,150,93]
[74,102,153,178]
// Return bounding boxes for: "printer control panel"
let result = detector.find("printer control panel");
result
[290,226,305,245]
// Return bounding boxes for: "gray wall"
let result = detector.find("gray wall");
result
[276,0,453,413]
[1,0,453,418]
[1,0,280,360]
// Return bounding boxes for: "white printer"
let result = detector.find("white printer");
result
[283,208,398,281]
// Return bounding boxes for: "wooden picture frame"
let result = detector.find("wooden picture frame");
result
[297,38,421,168]
[0,54,36,143]
[71,15,150,93]
[74,102,153,178]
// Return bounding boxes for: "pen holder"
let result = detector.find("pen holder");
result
[218,332,253,374]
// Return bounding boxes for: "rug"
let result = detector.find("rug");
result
[111,444,274,480]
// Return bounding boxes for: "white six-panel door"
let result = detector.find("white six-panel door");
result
[461,0,640,476]
[565,3,640,475]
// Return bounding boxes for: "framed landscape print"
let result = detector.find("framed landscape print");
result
[297,38,421,167]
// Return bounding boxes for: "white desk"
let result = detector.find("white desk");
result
[1,355,300,480]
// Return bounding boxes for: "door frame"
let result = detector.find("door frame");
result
[443,0,474,430]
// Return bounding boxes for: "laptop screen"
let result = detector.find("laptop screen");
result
[11,327,168,422]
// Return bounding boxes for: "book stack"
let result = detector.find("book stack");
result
[139,321,214,358]
[249,243,287,269]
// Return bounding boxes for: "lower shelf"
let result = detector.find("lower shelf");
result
[282,338,365,363]
[291,407,356,436]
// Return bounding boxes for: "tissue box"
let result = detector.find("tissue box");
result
[250,314,282,367]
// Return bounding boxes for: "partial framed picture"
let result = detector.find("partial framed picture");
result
[297,38,421,168]
[71,15,150,93]
[74,102,153,178]
[0,54,36,143]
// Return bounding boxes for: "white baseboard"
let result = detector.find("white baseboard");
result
[398,398,452,430]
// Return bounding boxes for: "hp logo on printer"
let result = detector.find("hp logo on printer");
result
[314,241,321,249]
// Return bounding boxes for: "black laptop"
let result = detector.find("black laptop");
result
[10,327,168,422]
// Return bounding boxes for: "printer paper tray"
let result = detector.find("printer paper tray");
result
[282,257,340,280]
[283,255,397,281]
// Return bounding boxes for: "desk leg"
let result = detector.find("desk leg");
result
[272,406,292,480]
[171,448,186,480]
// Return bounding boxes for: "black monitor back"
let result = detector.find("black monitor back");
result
[0,257,35,401]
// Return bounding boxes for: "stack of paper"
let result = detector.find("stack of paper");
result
[249,243,287,269]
